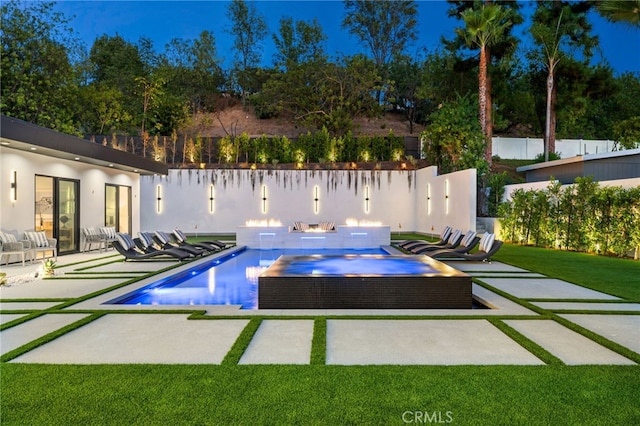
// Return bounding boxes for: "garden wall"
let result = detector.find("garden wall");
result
[139,167,476,236]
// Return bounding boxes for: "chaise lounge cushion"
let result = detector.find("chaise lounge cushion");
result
[116,233,136,251]
[479,233,495,253]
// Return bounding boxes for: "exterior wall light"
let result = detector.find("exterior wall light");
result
[10,170,17,201]
[313,185,320,214]
[209,184,215,214]
[445,180,450,215]
[156,184,162,214]
[261,185,268,214]
[364,185,370,214]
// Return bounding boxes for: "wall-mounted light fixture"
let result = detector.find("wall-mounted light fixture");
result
[156,185,162,214]
[261,185,268,214]
[364,185,370,214]
[10,170,17,202]
[208,184,215,214]
[444,180,450,215]
[427,183,431,215]
[313,185,320,214]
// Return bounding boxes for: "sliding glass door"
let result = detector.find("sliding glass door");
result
[105,184,131,234]
[34,175,79,254]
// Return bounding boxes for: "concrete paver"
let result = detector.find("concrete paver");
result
[505,320,635,365]
[239,320,314,364]
[532,302,640,311]
[0,314,27,325]
[1,301,64,311]
[0,278,128,299]
[442,261,529,273]
[560,314,640,354]
[326,320,544,365]
[11,315,249,364]
[1,314,88,355]
[480,278,620,300]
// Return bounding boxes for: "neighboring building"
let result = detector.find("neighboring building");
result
[516,149,640,184]
[0,115,167,256]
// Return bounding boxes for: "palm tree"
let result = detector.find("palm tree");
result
[456,4,512,166]
[596,0,640,27]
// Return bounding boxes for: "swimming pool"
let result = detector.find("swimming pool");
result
[108,247,389,309]
[259,255,472,309]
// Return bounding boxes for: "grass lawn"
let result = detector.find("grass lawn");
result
[1,242,638,425]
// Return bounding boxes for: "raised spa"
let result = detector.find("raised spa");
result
[259,255,472,309]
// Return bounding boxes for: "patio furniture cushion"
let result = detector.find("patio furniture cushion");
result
[460,231,477,247]
[480,233,495,253]
[138,232,156,248]
[116,233,136,251]
[0,231,18,243]
[25,231,49,247]
[100,226,117,239]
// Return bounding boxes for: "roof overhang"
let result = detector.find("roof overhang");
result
[0,115,168,176]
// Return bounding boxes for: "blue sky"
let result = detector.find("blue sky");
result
[53,0,640,75]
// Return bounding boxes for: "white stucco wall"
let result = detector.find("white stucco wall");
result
[503,177,640,202]
[140,167,477,236]
[0,147,140,235]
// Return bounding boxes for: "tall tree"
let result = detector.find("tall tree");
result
[596,0,640,27]
[1,0,80,133]
[226,0,267,109]
[273,17,327,70]
[342,0,418,103]
[530,1,598,161]
[455,4,512,165]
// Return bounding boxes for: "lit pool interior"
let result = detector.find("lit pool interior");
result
[108,247,389,309]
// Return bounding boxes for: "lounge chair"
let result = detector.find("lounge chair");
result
[137,232,201,257]
[427,231,481,258]
[151,231,210,256]
[113,233,191,261]
[398,226,452,250]
[430,233,503,262]
[168,230,222,252]
[409,229,464,253]
[173,229,229,250]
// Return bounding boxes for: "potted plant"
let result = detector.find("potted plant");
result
[42,259,56,277]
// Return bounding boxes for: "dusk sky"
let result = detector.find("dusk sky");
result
[53,0,640,75]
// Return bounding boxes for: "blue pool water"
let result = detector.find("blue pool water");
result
[108,247,389,309]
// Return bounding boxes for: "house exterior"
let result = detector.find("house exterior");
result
[516,149,640,184]
[0,115,167,256]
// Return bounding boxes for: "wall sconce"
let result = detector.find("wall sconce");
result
[313,185,320,214]
[364,185,370,214]
[261,185,268,214]
[427,183,431,215]
[208,184,215,214]
[444,180,450,215]
[10,170,17,202]
[156,184,162,214]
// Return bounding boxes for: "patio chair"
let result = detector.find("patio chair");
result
[432,233,503,262]
[0,231,33,266]
[398,226,452,250]
[152,231,209,256]
[99,226,118,251]
[173,229,229,249]
[427,231,481,258]
[409,229,464,253]
[23,231,57,261]
[113,233,191,261]
[82,227,105,252]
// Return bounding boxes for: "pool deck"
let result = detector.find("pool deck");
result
[1,247,637,365]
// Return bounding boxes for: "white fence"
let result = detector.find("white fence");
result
[492,137,617,160]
